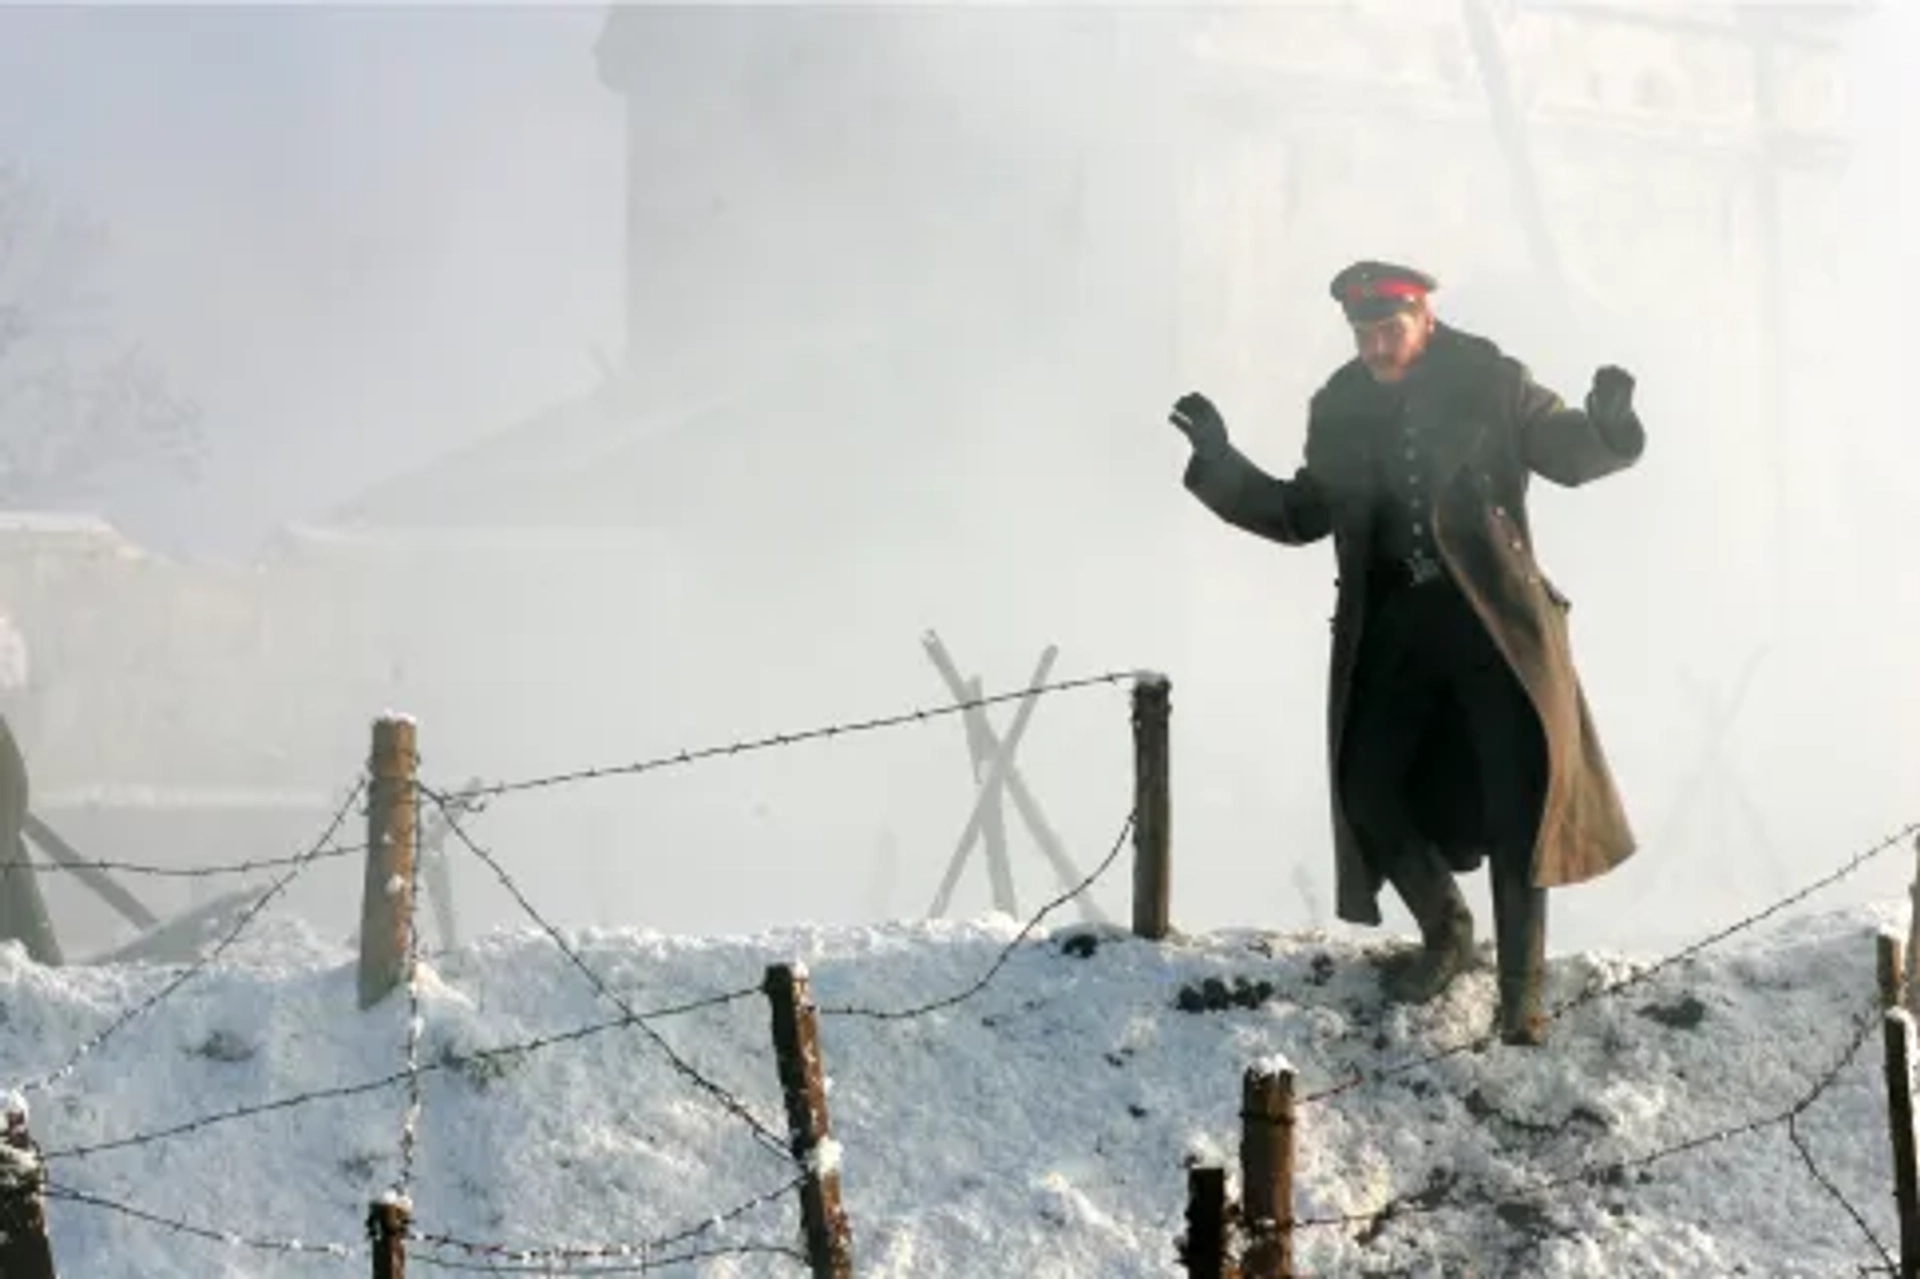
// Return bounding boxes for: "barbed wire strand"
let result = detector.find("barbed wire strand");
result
[1302,818,1919,1104]
[45,1182,358,1259]
[43,984,758,1163]
[438,669,1137,805]
[821,807,1137,1021]
[1295,1004,1881,1240]
[1790,1105,1892,1273]
[22,778,368,1096]
[407,1241,808,1274]
[23,843,366,878]
[418,784,793,1165]
[411,1172,804,1269]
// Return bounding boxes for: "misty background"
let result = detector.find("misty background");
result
[0,2,1913,962]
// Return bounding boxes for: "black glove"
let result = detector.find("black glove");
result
[1169,391,1229,456]
[1585,365,1636,426]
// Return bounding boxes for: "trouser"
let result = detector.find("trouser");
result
[0,717,60,965]
[1338,575,1545,1020]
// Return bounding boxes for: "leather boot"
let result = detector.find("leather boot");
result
[1380,842,1475,1004]
[1490,850,1547,1046]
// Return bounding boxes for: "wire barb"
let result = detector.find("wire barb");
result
[1302,819,1920,1104]
[22,778,368,1096]
[1293,1001,1884,1248]
[821,807,1136,1021]
[44,1182,360,1259]
[418,784,794,1165]
[435,670,1134,804]
[42,985,759,1163]
[409,1173,804,1271]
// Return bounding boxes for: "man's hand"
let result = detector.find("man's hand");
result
[1585,365,1636,426]
[1170,391,1229,456]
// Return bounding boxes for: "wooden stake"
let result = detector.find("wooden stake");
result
[921,632,1109,924]
[1132,673,1172,940]
[1906,834,1920,1019]
[368,1197,410,1279]
[1180,1164,1237,1278]
[1885,1006,1920,1279]
[764,964,852,1278]
[0,1100,57,1279]
[359,716,418,1010]
[1240,1061,1295,1279]
[926,647,1059,918]
[962,676,1020,916]
[1885,932,1908,1012]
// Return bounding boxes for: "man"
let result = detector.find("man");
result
[1170,261,1642,1046]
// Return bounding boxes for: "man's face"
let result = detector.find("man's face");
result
[1350,306,1432,383]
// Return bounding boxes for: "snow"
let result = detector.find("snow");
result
[0,899,1912,1276]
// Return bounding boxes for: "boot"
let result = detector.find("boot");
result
[1380,842,1475,1004]
[1490,851,1547,1046]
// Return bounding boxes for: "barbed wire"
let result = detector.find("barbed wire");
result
[434,669,1137,805]
[408,1241,808,1273]
[21,778,368,1097]
[419,783,794,1166]
[821,807,1135,1021]
[45,1182,359,1260]
[1789,1089,1892,1273]
[1293,1002,1881,1245]
[23,843,367,878]
[1302,818,1920,1104]
[41,983,757,1162]
[410,1172,804,1270]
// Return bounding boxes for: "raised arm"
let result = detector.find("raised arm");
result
[1171,391,1331,547]
[1517,363,1646,488]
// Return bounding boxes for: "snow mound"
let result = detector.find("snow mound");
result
[0,905,1904,1277]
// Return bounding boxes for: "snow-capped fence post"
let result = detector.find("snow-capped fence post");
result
[359,715,418,1010]
[1131,672,1172,940]
[763,963,852,1278]
[1178,1163,1238,1278]
[1239,1058,1295,1279]
[367,1194,409,1279]
[0,1093,56,1279]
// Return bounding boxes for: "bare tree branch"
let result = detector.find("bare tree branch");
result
[0,161,201,508]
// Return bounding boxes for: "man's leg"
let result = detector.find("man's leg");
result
[1340,598,1473,1003]
[1452,653,1548,1045]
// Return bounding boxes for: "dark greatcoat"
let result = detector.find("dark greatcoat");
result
[1183,323,1643,926]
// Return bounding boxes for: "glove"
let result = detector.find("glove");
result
[1585,365,1636,426]
[1169,391,1229,457]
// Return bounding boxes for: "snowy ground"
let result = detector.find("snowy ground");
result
[0,891,1908,1277]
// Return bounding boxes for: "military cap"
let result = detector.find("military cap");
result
[1329,260,1438,322]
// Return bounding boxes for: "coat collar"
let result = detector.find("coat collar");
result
[1318,324,1505,492]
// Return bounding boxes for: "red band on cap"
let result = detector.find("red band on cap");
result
[1345,279,1427,302]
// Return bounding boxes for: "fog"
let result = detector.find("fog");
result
[0,3,1913,962]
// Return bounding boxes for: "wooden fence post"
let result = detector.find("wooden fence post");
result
[1907,834,1920,1019]
[1131,672,1172,940]
[764,963,852,1279]
[359,716,418,1010]
[1886,933,1920,1279]
[0,1095,56,1279]
[367,1195,409,1279]
[1886,932,1909,1014]
[1240,1059,1296,1279]
[1179,1163,1238,1278]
